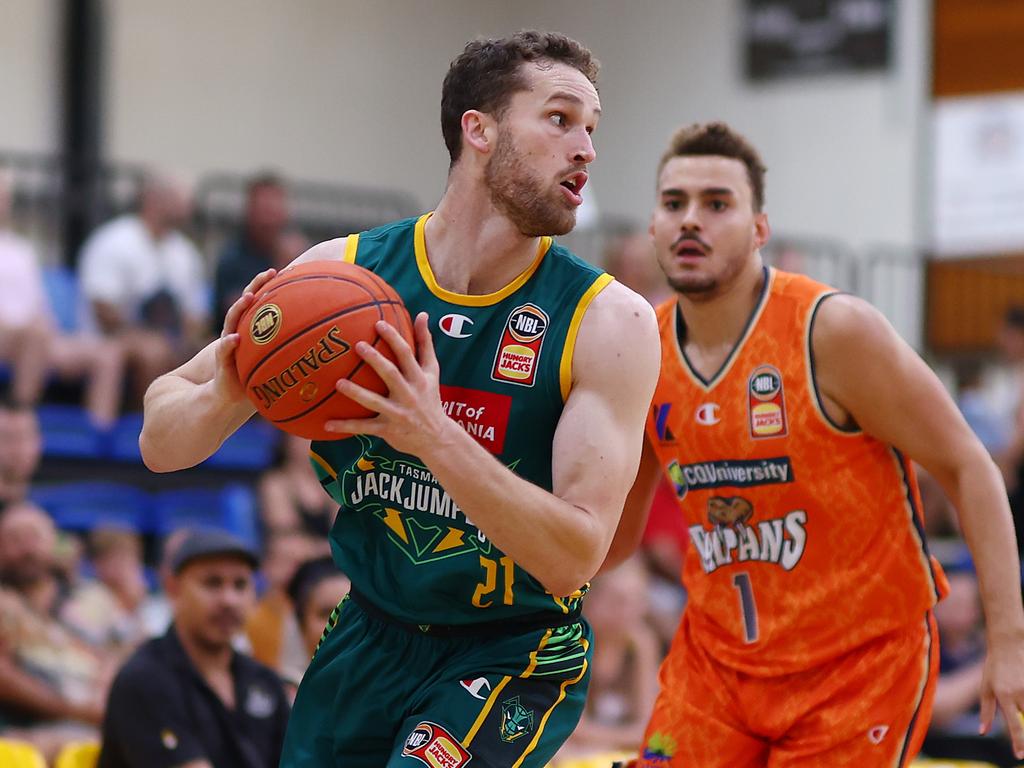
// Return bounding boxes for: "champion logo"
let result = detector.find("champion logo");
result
[695,403,721,426]
[867,725,889,745]
[459,677,492,700]
[439,313,474,339]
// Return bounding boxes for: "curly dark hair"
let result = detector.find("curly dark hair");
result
[441,30,599,166]
[658,122,767,211]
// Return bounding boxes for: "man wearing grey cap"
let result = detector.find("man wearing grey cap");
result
[98,530,290,768]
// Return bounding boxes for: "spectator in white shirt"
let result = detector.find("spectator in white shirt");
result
[0,173,124,426]
[78,174,209,403]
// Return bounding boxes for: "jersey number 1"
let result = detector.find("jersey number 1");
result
[732,572,759,644]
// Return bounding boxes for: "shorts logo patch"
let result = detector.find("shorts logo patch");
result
[459,677,492,700]
[867,725,889,744]
[640,731,676,765]
[748,365,788,439]
[499,696,535,743]
[403,722,472,768]
[491,304,548,387]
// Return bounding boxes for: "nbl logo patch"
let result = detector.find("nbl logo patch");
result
[491,304,548,387]
[747,364,788,439]
[402,721,473,768]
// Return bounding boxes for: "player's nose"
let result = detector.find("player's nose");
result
[572,130,596,164]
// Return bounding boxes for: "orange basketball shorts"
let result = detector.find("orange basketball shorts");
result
[636,611,939,768]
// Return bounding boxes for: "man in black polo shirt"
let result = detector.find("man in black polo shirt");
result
[98,530,290,768]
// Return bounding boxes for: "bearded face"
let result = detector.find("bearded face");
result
[485,124,577,238]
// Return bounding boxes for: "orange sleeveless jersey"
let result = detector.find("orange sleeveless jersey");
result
[647,268,948,675]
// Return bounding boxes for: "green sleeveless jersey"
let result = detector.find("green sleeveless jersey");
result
[309,213,613,625]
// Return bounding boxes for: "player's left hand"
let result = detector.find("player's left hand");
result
[979,636,1024,759]
[325,312,455,456]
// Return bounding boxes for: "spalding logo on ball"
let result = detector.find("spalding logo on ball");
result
[235,260,414,441]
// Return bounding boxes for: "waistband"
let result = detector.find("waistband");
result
[348,588,582,639]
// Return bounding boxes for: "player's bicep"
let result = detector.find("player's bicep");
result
[551,284,660,539]
[814,295,984,479]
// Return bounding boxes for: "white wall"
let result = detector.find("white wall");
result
[103,0,929,247]
[0,0,61,153]
[105,0,529,205]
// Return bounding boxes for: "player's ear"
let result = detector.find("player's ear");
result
[753,212,770,250]
[461,110,496,156]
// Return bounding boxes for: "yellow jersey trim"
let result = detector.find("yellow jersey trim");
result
[511,639,590,768]
[414,212,551,306]
[308,450,337,479]
[559,273,614,401]
[342,234,360,264]
[463,675,512,747]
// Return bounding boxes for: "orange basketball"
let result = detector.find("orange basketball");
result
[235,260,414,441]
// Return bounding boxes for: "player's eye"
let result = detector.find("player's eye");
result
[709,199,728,211]
[664,200,681,211]
[549,112,567,128]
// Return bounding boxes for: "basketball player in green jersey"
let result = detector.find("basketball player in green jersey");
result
[140,31,660,767]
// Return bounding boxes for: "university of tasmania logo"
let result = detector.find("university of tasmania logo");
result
[747,364,788,439]
[491,304,548,387]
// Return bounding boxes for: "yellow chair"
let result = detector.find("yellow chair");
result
[911,760,998,767]
[55,741,101,768]
[0,738,47,768]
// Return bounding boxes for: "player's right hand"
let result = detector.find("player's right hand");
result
[214,268,277,403]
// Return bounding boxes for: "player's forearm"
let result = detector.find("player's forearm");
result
[422,421,609,597]
[140,375,251,472]
[945,448,1024,640]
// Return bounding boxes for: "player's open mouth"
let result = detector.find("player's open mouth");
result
[559,172,587,206]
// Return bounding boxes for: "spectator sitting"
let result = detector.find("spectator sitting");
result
[0,172,125,426]
[281,556,350,689]
[956,360,1010,457]
[98,530,290,768]
[0,403,41,506]
[61,528,151,653]
[78,173,209,404]
[136,528,191,638]
[259,434,337,536]
[557,556,660,762]
[213,173,289,322]
[245,530,311,670]
[0,502,115,760]
[603,231,673,307]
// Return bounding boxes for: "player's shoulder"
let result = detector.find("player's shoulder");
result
[291,236,348,266]
[812,292,891,348]
[575,280,660,377]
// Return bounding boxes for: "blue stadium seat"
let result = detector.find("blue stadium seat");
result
[37,404,105,459]
[108,413,144,462]
[41,266,82,333]
[30,482,150,532]
[202,418,280,471]
[151,484,260,548]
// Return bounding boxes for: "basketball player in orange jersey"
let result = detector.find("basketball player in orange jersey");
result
[605,122,1024,767]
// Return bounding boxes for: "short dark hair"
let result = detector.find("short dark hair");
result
[441,30,599,165]
[658,122,767,211]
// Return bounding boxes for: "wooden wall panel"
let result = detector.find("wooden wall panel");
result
[927,256,1024,352]
[933,0,1024,97]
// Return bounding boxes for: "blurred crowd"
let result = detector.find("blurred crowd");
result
[0,171,1022,766]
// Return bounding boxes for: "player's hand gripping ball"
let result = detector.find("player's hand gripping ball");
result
[235,260,414,440]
